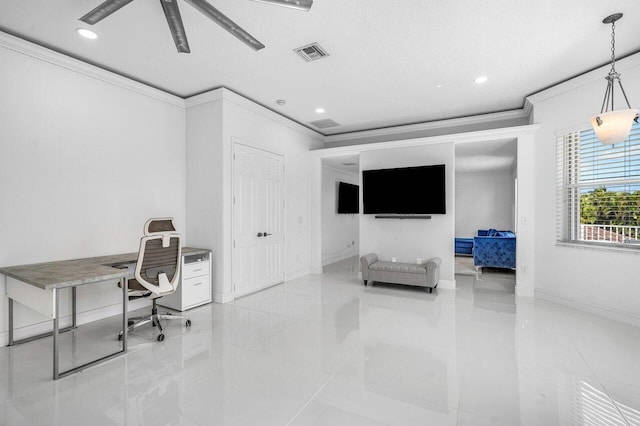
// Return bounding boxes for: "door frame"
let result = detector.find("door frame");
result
[231,140,285,298]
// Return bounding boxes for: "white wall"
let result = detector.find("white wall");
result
[528,52,640,325]
[321,165,359,266]
[0,36,186,345]
[185,94,224,302]
[455,170,515,237]
[185,89,324,302]
[359,143,456,285]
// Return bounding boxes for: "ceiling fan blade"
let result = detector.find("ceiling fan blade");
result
[250,0,313,11]
[185,0,265,51]
[79,0,135,25]
[160,0,191,53]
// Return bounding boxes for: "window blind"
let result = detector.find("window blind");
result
[556,122,640,248]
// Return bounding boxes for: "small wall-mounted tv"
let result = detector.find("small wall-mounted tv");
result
[337,182,359,214]
[362,164,446,214]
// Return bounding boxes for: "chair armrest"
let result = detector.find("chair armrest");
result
[360,253,378,280]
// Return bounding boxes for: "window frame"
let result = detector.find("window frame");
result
[556,122,640,251]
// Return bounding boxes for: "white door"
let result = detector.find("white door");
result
[233,143,284,296]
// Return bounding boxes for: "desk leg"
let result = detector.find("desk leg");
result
[52,277,128,380]
[72,287,77,328]
[8,298,14,346]
[8,297,75,347]
[53,288,60,380]
[121,277,128,351]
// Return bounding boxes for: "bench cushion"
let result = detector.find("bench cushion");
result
[369,261,427,275]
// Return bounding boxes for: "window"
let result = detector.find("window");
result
[557,122,640,248]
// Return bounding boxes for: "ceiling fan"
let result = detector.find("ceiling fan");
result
[79,0,313,53]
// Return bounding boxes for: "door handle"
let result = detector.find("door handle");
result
[257,232,264,237]
[264,232,272,236]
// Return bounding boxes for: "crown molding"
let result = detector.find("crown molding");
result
[526,51,640,106]
[0,31,185,108]
[185,88,325,142]
[183,88,225,108]
[324,109,530,144]
[522,98,534,118]
[311,124,541,158]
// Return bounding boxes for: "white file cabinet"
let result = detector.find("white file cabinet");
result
[159,250,211,312]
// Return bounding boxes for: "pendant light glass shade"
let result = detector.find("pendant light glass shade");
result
[590,13,637,145]
[590,109,640,145]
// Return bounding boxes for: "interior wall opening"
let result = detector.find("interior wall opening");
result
[320,155,360,270]
[454,139,518,285]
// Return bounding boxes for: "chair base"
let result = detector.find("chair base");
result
[119,299,191,342]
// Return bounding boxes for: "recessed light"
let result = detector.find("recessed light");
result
[275,99,286,106]
[76,28,98,39]
[474,76,488,84]
[436,84,444,88]
[315,108,325,114]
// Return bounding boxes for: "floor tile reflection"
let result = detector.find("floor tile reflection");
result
[0,257,638,425]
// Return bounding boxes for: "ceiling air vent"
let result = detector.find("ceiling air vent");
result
[294,43,329,62]
[310,118,340,129]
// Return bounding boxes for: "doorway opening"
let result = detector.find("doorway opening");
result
[321,155,360,271]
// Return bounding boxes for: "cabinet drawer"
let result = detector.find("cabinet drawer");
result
[182,275,210,308]
[182,261,210,279]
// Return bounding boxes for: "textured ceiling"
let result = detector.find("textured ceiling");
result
[1,0,639,135]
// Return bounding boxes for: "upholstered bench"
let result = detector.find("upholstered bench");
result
[360,253,441,293]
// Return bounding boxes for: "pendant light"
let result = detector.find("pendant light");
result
[590,13,639,145]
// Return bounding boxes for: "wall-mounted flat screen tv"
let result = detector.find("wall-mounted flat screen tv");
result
[362,164,446,214]
[337,182,359,214]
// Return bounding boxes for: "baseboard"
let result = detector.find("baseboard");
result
[310,266,323,274]
[213,292,234,304]
[516,285,535,297]
[322,250,358,267]
[535,288,640,328]
[0,299,150,348]
[285,267,311,281]
[438,279,456,290]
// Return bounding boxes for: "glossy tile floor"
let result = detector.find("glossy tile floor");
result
[2,257,640,425]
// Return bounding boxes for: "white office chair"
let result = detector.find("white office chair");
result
[119,218,191,342]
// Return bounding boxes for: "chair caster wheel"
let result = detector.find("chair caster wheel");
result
[118,332,123,341]
[185,320,192,327]
[157,334,165,342]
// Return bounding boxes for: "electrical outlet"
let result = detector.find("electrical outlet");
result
[416,258,422,264]
[391,257,397,263]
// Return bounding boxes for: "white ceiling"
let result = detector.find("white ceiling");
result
[1,0,639,135]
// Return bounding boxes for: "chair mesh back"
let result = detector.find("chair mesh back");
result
[147,219,176,234]
[138,236,180,285]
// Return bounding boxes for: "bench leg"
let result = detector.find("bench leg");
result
[427,287,433,294]
[363,280,367,286]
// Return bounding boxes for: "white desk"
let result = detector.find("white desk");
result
[0,247,210,380]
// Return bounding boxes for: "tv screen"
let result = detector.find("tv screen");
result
[337,182,359,214]
[362,164,446,214]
